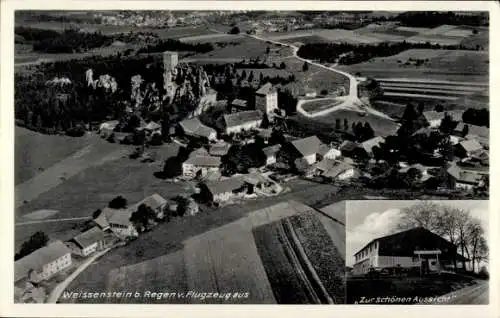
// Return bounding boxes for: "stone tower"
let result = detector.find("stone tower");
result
[163,51,178,72]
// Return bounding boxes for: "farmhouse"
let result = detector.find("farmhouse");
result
[340,140,359,157]
[15,241,72,283]
[223,110,263,134]
[209,142,231,157]
[317,143,341,160]
[352,227,467,276]
[201,177,247,203]
[93,207,116,231]
[422,111,444,128]
[290,135,324,166]
[359,136,385,157]
[108,209,139,238]
[230,99,249,112]
[456,139,483,158]
[179,117,217,141]
[68,226,107,257]
[263,144,281,166]
[447,164,487,190]
[453,123,489,147]
[182,155,221,179]
[255,83,278,122]
[131,193,168,219]
[314,159,356,180]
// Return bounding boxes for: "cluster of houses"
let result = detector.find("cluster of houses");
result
[14,193,185,303]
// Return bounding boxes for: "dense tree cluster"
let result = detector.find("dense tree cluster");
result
[297,41,481,65]
[24,28,115,53]
[14,231,49,261]
[15,27,60,42]
[462,108,489,127]
[221,142,266,176]
[137,38,214,54]
[396,11,488,28]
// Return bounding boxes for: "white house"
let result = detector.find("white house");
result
[263,144,281,166]
[182,155,221,179]
[132,193,168,219]
[223,110,263,134]
[255,83,278,121]
[317,143,341,160]
[69,226,107,257]
[203,177,247,203]
[179,117,218,141]
[290,135,323,166]
[314,159,355,180]
[447,164,486,190]
[15,241,72,283]
[108,209,139,238]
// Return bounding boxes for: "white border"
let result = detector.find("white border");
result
[1,1,498,317]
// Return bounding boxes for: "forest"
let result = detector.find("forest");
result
[396,11,488,28]
[297,41,482,65]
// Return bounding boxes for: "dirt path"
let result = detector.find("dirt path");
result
[15,216,92,226]
[15,143,127,210]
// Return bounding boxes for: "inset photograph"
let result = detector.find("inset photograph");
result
[346,200,489,305]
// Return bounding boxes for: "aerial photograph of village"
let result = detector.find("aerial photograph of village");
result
[13,10,489,304]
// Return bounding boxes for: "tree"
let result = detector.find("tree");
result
[439,113,457,134]
[434,104,444,112]
[92,209,102,219]
[15,231,49,260]
[109,196,127,209]
[130,203,156,231]
[302,62,309,72]
[396,201,444,234]
[280,62,286,69]
[466,218,487,273]
[343,118,349,131]
[266,46,271,55]
[247,71,254,83]
[363,122,375,140]
[438,136,454,161]
[229,26,240,34]
[462,124,469,137]
[335,118,341,130]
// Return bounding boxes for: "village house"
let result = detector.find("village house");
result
[255,83,278,122]
[67,226,107,257]
[209,142,231,157]
[398,163,432,182]
[15,241,72,283]
[140,121,162,136]
[223,110,263,134]
[313,158,356,180]
[93,207,117,231]
[230,99,249,113]
[352,227,467,276]
[453,123,489,147]
[131,193,168,220]
[98,120,119,137]
[422,111,444,128]
[263,144,281,166]
[201,177,247,204]
[182,155,221,179]
[178,117,218,141]
[359,136,385,158]
[339,140,359,158]
[317,143,342,160]
[456,139,483,158]
[447,164,487,190]
[289,135,324,169]
[108,208,139,238]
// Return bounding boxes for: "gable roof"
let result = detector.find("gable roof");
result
[72,226,107,249]
[422,111,444,122]
[360,136,385,154]
[189,147,209,158]
[447,164,485,185]
[224,110,263,128]
[455,123,489,139]
[398,163,427,174]
[204,177,246,195]
[179,118,217,139]
[231,99,248,108]
[317,143,338,156]
[340,140,358,152]
[290,135,323,157]
[209,143,231,156]
[459,139,483,153]
[144,121,161,131]
[133,193,167,211]
[184,155,221,167]
[316,159,354,178]
[93,207,116,229]
[15,241,71,282]
[108,208,134,227]
[263,144,281,157]
[256,82,276,95]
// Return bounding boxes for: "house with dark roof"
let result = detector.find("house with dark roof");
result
[223,110,263,134]
[178,117,217,141]
[68,226,107,257]
[290,135,323,165]
[352,227,468,276]
[130,193,168,220]
[359,136,385,157]
[15,241,72,283]
[313,159,356,180]
[93,207,116,231]
[447,164,487,190]
[182,155,221,179]
[453,123,489,147]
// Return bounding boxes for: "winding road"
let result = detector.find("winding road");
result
[247,34,393,120]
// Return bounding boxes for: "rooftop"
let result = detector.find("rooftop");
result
[209,143,231,156]
[290,135,323,157]
[72,226,107,249]
[15,241,71,282]
[455,123,489,139]
[256,82,276,95]
[184,155,222,167]
[224,110,263,128]
[447,164,486,184]
[231,99,248,108]
[205,176,246,195]
[459,139,483,153]
[263,144,281,156]
[131,193,167,211]
[179,117,217,139]
[422,111,444,122]
[108,208,134,227]
[360,136,385,154]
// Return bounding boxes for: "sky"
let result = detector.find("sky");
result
[345,200,489,267]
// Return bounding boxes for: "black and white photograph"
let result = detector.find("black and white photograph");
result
[346,200,489,305]
[6,5,493,310]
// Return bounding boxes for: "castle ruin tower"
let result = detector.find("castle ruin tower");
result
[163,51,178,72]
[163,51,179,102]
